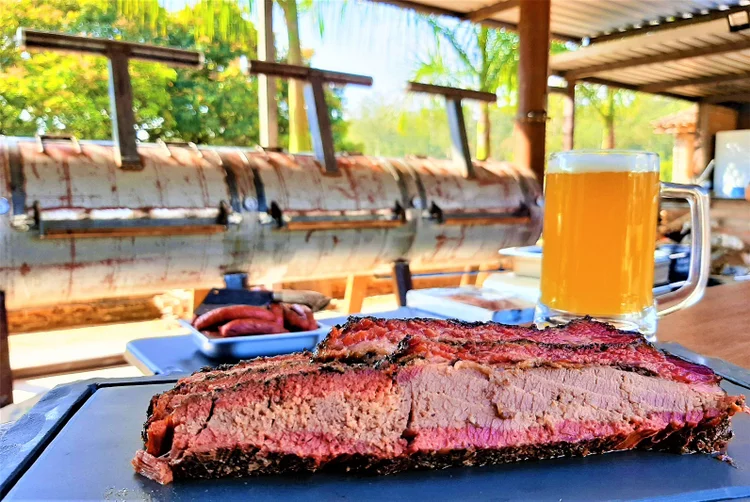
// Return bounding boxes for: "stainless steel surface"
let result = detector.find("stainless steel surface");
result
[657,183,712,316]
[0,138,541,308]
[181,319,330,359]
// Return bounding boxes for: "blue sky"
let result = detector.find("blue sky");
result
[273,1,436,114]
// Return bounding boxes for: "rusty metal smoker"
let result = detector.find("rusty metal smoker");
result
[0,30,542,309]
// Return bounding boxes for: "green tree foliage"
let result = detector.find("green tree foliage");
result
[0,0,358,152]
[350,88,690,169]
[413,20,518,160]
[576,84,632,149]
[545,89,690,172]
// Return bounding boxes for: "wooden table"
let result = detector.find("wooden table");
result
[659,281,750,369]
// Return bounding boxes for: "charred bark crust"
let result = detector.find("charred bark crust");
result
[167,417,733,481]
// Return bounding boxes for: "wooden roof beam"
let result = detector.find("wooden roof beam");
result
[570,75,701,102]
[588,4,750,45]
[704,92,750,104]
[563,37,750,80]
[367,0,580,43]
[464,0,520,23]
[640,70,750,93]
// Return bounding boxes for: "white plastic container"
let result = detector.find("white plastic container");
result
[406,287,535,324]
[500,246,671,285]
[498,246,542,278]
[714,130,750,199]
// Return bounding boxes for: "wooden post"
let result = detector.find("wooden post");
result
[0,291,12,407]
[514,0,551,182]
[192,288,211,315]
[562,80,576,151]
[738,103,750,130]
[459,265,476,286]
[343,274,370,314]
[697,103,739,172]
[672,132,696,183]
[258,0,279,148]
[475,263,497,288]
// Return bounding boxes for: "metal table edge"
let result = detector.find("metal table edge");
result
[0,375,179,499]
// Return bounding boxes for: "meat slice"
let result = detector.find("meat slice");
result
[391,335,720,385]
[134,363,410,484]
[397,362,740,457]
[134,318,747,485]
[315,316,644,362]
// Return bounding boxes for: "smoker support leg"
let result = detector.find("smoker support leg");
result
[392,260,413,307]
[475,263,497,288]
[343,274,370,314]
[460,265,477,286]
[0,291,12,407]
[192,289,211,313]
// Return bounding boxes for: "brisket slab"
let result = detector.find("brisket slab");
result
[133,318,746,484]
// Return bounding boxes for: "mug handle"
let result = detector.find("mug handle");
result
[656,182,711,317]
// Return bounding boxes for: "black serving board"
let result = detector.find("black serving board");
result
[3,353,750,501]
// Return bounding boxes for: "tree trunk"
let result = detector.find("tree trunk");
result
[279,0,312,153]
[476,102,491,160]
[602,115,615,149]
[602,87,615,149]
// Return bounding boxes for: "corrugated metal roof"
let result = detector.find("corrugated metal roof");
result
[372,0,750,103]
[550,18,750,103]
[372,0,750,42]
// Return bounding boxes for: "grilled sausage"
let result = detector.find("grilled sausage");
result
[218,318,288,338]
[269,303,285,326]
[193,305,276,330]
[282,303,317,332]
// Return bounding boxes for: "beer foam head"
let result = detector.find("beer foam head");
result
[548,150,659,174]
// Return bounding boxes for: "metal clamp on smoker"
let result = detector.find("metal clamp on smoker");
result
[13,29,238,239]
[245,60,407,231]
[406,81,537,227]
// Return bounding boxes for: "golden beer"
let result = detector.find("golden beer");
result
[540,170,660,316]
[536,150,711,340]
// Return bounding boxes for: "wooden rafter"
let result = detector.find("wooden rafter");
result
[577,76,701,102]
[640,70,750,93]
[464,0,520,23]
[563,37,750,80]
[704,91,750,103]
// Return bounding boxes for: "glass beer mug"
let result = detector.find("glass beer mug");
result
[534,150,711,341]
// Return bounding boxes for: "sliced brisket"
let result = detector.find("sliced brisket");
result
[133,318,746,484]
[315,317,646,362]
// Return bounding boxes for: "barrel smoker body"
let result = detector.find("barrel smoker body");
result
[0,136,542,309]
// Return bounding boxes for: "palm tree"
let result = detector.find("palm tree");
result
[115,0,314,152]
[577,84,631,149]
[414,21,518,161]
[277,0,312,153]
